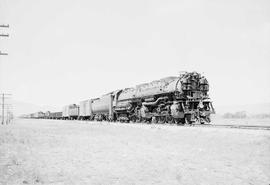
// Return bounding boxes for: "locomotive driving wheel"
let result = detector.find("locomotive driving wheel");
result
[151,117,155,124]
[166,116,174,124]
[205,116,211,123]
[185,114,194,125]
[174,118,185,125]
[158,116,166,124]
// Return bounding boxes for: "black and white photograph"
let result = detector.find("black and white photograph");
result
[0,0,270,184]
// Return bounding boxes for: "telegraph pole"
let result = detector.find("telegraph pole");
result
[2,94,3,124]
[0,24,11,124]
[0,93,12,124]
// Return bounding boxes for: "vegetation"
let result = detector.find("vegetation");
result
[223,111,270,119]
[223,111,247,119]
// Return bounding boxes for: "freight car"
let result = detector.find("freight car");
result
[91,94,114,121]
[79,100,92,120]
[44,111,51,119]
[79,95,114,121]
[31,111,45,119]
[62,104,79,120]
[50,112,62,119]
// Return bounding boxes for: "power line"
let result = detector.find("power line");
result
[0,23,9,55]
[0,51,8,55]
[0,34,9,37]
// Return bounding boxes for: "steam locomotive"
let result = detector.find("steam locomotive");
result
[27,72,215,124]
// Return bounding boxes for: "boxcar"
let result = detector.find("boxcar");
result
[62,104,79,120]
[51,112,62,119]
[79,100,92,120]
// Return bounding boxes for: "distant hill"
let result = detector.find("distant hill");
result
[11,100,60,116]
[215,103,270,115]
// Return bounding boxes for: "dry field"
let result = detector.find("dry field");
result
[0,119,270,185]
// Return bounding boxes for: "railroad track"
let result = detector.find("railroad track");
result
[29,118,270,130]
[177,123,270,130]
[211,124,270,130]
[111,121,270,130]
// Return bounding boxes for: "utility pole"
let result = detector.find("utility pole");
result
[2,94,3,124]
[0,93,12,124]
[0,24,11,124]
[2,94,4,124]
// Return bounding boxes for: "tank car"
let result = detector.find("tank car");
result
[91,94,114,121]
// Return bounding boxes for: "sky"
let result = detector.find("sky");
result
[0,0,269,110]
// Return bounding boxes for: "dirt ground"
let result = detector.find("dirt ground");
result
[0,119,270,185]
